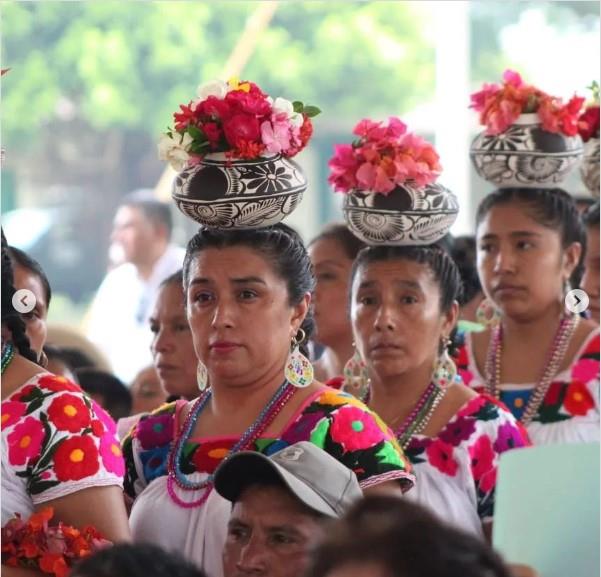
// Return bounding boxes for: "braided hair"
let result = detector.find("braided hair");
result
[182,224,315,355]
[476,187,587,287]
[1,229,39,363]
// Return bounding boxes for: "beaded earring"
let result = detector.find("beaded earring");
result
[432,337,457,390]
[197,360,208,391]
[476,298,501,327]
[284,329,314,388]
[342,348,370,400]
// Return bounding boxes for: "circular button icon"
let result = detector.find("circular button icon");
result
[12,289,36,314]
[565,289,589,314]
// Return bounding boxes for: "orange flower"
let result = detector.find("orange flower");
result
[40,552,69,577]
[28,507,54,531]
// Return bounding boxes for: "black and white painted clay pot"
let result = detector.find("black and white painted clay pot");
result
[470,113,583,188]
[172,153,306,228]
[343,182,459,246]
[580,137,600,198]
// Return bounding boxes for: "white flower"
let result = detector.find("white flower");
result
[158,132,193,172]
[197,79,228,101]
[272,97,294,117]
[289,112,304,128]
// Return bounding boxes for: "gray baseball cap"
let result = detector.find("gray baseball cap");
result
[214,441,363,518]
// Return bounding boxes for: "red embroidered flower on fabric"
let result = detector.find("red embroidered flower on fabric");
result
[47,394,91,433]
[544,381,563,407]
[426,440,458,476]
[10,384,38,403]
[7,416,45,466]
[329,405,386,452]
[37,375,82,394]
[99,433,125,476]
[470,434,497,493]
[53,435,100,481]
[90,401,117,436]
[564,380,595,416]
[1,400,27,430]
[192,442,232,474]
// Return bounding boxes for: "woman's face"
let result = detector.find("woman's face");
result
[130,366,166,415]
[351,258,456,382]
[186,246,310,387]
[476,202,580,321]
[309,238,354,347]
[150,282,198,399]
[12,263,48,356]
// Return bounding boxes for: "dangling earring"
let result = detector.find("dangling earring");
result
[342,347,370,400]
[197,360,208,391]
[476,298,501,327]
[432,336,457,390]
[38,350,49,369]
[285,328,314,388]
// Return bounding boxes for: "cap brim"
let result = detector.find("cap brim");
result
[214,451,338,518]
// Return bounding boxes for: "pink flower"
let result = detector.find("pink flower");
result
[469,434,496,494]
[329,405,386,452]
[426,440,458,476]
[91,401,117,436]
[1,400,27,430]
[99,433,125,476]
[572,358,599,384]
[470,83,500,112]
[225,90,272,116]
[261,117,292,154]
[223,114,261,148]
[328,144,361,192]
[7,416,45,466]
[503,69,523,88]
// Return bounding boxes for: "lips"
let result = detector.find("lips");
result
[209,341,240,353]
[493,284,526,297]
[370,342,401,356]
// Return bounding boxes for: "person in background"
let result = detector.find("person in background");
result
[71,543,207,577]
[306,496,538,577]
[76,368,133,421]
[450,235,485,332]
[86,190,185,383]
[130,365,167,415]
[581,202,599,324]
[150,270,199,401]
[7,245,51,363]
[214,442,363,577]
[46,325,112,373]
[308,224,365,386]
[44,344,80,383]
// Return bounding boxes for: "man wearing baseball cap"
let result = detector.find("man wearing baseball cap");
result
[214,441,363,577]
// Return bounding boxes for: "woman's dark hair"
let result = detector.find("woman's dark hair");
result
[71,543,207,577]
[7,245,52,308]
[307,496,512,577]
[75,368,132,421]
[183,224,315,351]
[351,244,463,314]
[309,223,366,260]
[450,236,482,306]
[1,229,38,363]
[476,187,587,287]
[160,268,184,290]
[583,201,600,229]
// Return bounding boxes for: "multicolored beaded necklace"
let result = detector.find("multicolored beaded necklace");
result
[485,313,580,426]
[1,342,15,374]
[166,379,296,508]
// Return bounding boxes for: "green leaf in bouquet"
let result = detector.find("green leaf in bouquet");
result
[303,105,321,118]
[292,101,304,113]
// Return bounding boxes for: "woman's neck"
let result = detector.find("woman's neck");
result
[318,337,355,380]
[368,362,434,429]
[502,301,564,348]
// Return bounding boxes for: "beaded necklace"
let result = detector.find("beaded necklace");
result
[485,313,580,426]
[1,343,15,374]
[166,379,296,508]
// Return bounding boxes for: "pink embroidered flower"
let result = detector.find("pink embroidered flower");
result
[329,406,386,452]
[571,358,599,384]
[7,416,45,466]
[457,395,487,418]
[493,421,526,453]
[1,400,27,430]
[99,433,125,476]
[136,413,173,450]
[470,434,496,493]
[91,401,117,436]
[426,440,458,476]
[438,416,476,447]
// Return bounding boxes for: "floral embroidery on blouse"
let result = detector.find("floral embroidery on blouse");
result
[453,330,600,424]
[404,394,530,520]
[122,389,414,499]
[1,374,124,501]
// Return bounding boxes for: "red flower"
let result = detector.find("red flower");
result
[286,116,314,157]
[223,114,261,148]
[234,139,266,159]
[192,443,232,474]
[579,105,600,142]
[10,384,38,402]
[47,394,91,433]
[173,102,198,131]
[7,416,45,466]
[564,380,595,416]
[40,552,69,577]
[91,419,104,437]
[53,435,100,481]
[544,381,563,406]
[329,405,386,452]
[225,89,272,116]
[202,122,223,147]
[426,440,458,476]
[1,400,27,430]
[196,96,232,120]
[469,434,496,493]
[37,375,82,394]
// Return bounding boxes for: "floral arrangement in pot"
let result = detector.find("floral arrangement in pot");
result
[328,117,459,246]
[469,70,584,188]
[578,81,600,197]
[159,78,320,228]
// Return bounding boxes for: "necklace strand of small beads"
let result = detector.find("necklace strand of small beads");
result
[1,343,15,374]
[485,313,580,426]
[166,379,296,509]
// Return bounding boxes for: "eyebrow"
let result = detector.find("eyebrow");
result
[189,276,267,287]
[480,231,543,241]
[314,260,345,268]
[357,279,422,291]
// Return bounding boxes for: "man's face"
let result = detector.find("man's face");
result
[110,206,157,265]
[222,484,327,577]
